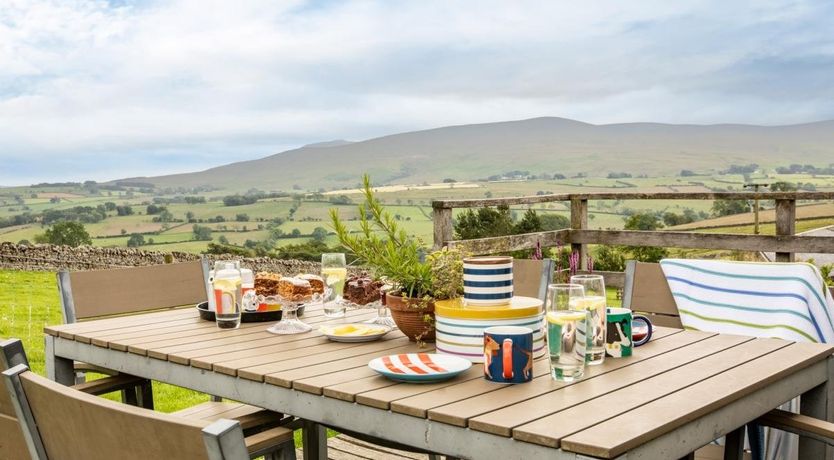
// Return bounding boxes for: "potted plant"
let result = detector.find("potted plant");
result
[330,175,464,342]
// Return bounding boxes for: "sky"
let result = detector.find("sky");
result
[1,0,834,186]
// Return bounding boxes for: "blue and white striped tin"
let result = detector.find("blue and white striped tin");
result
[463,256,513,306]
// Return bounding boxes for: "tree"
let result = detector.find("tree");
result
[771,181,797,192]
[186,211,195,222]
[679,170,696,177]
[711,199,749,217]
[192,224,213,241]
[514,209,543,234]
[539,213,570,231]
[290,228,302,237]
[218,235,229,245]
[104,202,117,211]
[154,209,174,222]
[454,204,514,239]
[235,213,249,222]
[127,233,145,247]
[36,221,92,247]
[116,205,134,216]
[311,226,329,242]
[624,212,662,231]
[146,204,165,215]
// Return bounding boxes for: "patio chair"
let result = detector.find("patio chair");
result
[623,260,834,460]
[2,338,297,460]
[56,259,211,408]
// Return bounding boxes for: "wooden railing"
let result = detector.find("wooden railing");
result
[431,192,834,273]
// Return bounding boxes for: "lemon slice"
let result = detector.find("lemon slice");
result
[547,311,587,325]
[569,297,606,311]
[213,279,239,291]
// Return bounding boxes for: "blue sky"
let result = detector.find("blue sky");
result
[1,0,833,185]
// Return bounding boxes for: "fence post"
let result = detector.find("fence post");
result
[433,206,453,250]
[571,198,589,270]
[775,198,796,262]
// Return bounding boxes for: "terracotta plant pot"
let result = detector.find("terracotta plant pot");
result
[385,292,436,342]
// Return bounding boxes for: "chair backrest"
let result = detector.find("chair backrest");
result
[0,339,31,460]
[622,260,683,328]
[513,258,555,302]
[58,260,208,322]
[2,361,248,460]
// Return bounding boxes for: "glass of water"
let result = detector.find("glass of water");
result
[547,284,588,382]
[321,253,347,317]
[570,274,607,365]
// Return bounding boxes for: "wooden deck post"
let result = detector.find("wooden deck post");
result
[433,206,453,250]
[775,199,797,262]
[571,198,589,270]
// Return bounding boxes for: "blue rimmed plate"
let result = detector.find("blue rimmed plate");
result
[368,353,472,383]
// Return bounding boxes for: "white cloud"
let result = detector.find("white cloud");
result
[0,0,833,184]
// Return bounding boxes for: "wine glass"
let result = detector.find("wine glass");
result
[570,274,607,365]
[321,253,347,318]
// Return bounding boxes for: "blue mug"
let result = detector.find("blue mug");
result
[483,326,534,384]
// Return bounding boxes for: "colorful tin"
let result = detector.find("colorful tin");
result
[463,256,513,306]
[435,296,545,363]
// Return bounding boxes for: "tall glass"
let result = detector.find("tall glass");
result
[547,284,589,382]
[570,274,607,365]
[321,253,347,318]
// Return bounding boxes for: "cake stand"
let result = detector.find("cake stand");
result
[266,295,318,335]
[340,298,397,328]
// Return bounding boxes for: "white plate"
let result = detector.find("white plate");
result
[320,324,391,342]
[368,353,472,383]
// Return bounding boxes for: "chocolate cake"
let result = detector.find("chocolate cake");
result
[342,275,384,305]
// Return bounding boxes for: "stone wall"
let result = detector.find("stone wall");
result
[0,242,322,275]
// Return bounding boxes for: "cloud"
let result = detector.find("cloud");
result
[1,0,833,184]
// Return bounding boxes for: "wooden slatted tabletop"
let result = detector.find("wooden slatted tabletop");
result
[45,303,834,459]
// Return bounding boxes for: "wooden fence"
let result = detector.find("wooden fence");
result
[432,192,834,287]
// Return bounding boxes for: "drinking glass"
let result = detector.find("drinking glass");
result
[546,284,589,382]
[321,253,347,318]
[570,274,607,365]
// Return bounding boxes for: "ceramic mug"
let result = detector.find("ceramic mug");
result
[483,326,534,383]
[605,307,652,358]
[463,256,513,306]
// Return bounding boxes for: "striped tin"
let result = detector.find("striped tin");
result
[463,256,513,306]
[434,296,545,363]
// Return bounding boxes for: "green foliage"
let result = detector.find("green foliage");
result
[328,195,353,205]
[192,224,213,241]
[115,205,133,216]
[35,221,92,247]
[771,181,797,192]
[454,204,514,239]
[712,199,749,217]
[540,213,570,231]
[146,204,166,215]
[624,212,662,230]
[427,248,466,301]
[126,233,145,247]
[203,242,251,256]
[592,245,626,271]
[629,245,669,263]
[223,194,258,206]
[311,226,329,242]
[514,208,543,234]
[331,175,433,298]
[235,213,249,222]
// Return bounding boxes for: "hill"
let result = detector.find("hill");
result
[117,116,834,191]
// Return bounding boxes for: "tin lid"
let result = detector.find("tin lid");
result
[435,296,542,319]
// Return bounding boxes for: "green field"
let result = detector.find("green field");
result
[2,173,834,254]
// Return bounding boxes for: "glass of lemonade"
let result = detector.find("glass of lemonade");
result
[547,284,589,382]
[321,253,347,317]
[570,274,607,365]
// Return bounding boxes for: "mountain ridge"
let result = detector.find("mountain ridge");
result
[127,116,834,191]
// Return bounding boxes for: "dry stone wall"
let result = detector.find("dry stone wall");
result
[0,242,323,275]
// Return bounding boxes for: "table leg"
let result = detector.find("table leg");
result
[44,335,74,385]
[799,355,834,459]
[723,427,744,460]
[302,420,327,460]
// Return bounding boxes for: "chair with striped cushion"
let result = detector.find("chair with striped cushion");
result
[623,259,834,460]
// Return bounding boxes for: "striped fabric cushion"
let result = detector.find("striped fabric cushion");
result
[659,259,834,343]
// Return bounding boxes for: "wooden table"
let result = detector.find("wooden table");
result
[44,304,834,459]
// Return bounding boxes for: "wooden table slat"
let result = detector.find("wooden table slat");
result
[470,333,757,437]
[262,342,430,387]
[155,310,376,363]
[51,308,196,340]
[426,330,714,426]
[557,341,834,458]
